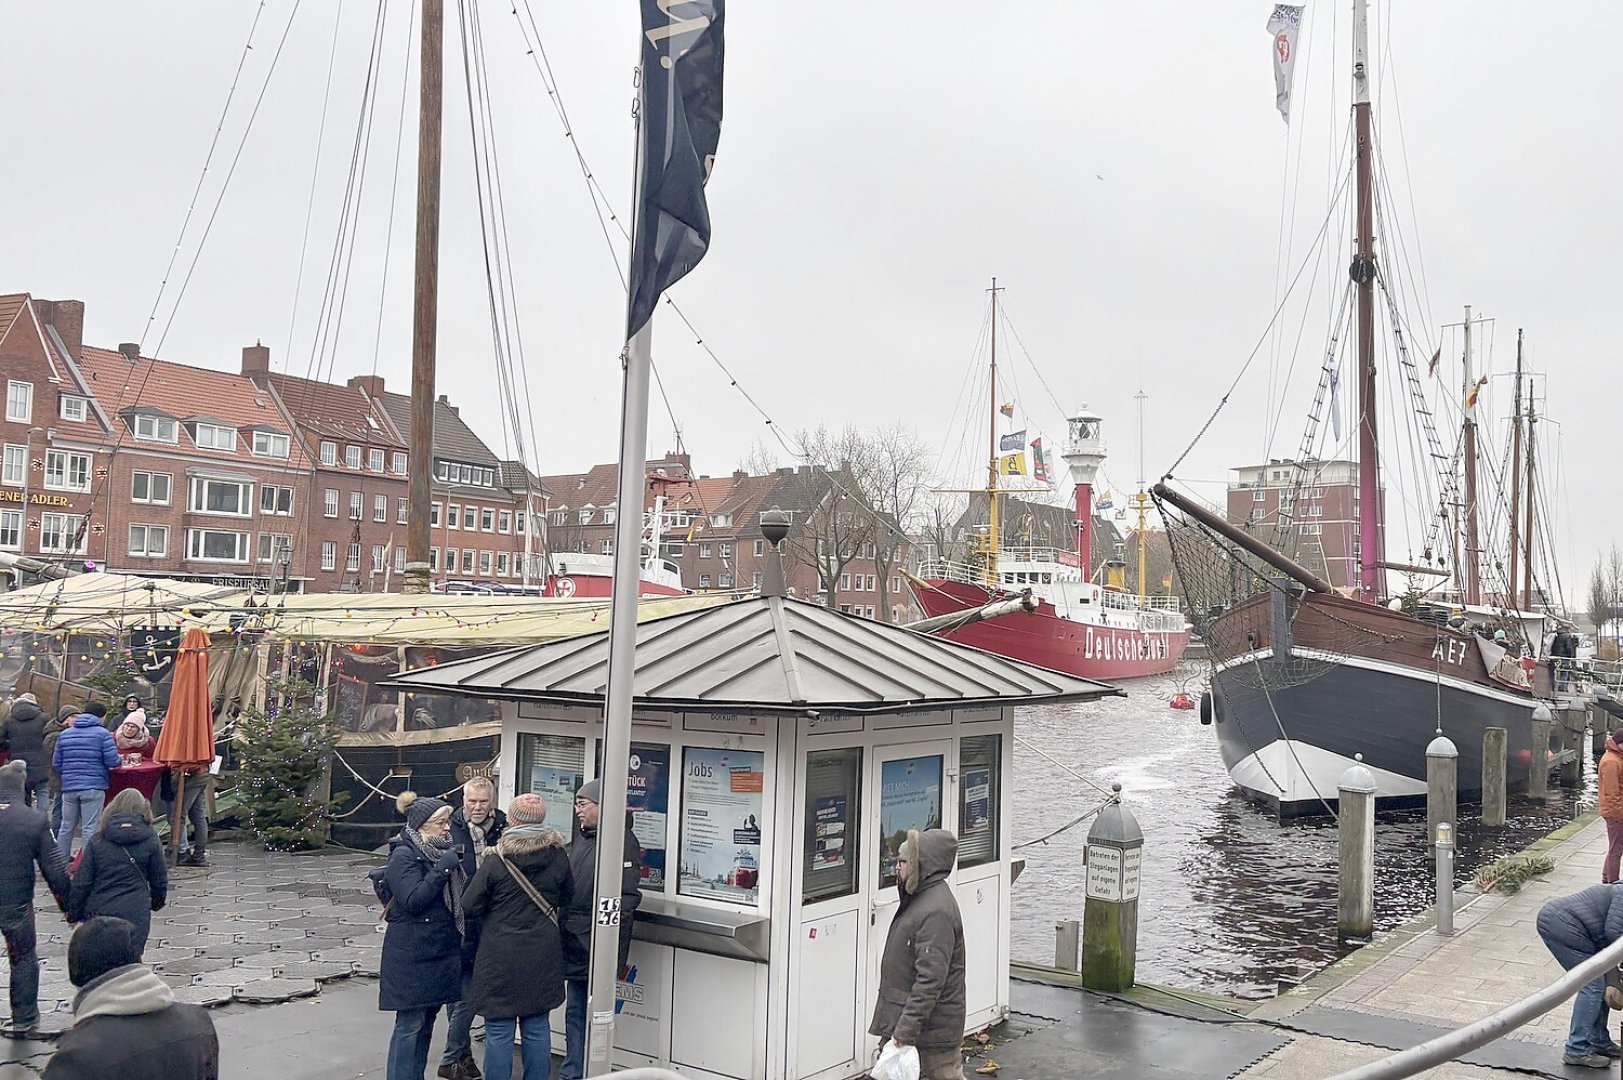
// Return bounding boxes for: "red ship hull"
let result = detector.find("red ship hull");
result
[911,580,1189,680]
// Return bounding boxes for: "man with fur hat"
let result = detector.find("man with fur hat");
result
[381,791,468,1080]
[42,916,218,1079]
[439,778,507,1080]
[869,828,968,1080]
[559,778,642,1080]
[0,759,70,1037]
[2,692,52,809]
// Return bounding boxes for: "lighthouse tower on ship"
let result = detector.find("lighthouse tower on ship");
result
[1060,406,1107,582]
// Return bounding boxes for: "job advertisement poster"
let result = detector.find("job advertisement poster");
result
[626,744,670,888]
[961,768,991,839]
[880,756,942,886]
[812,794,848,870]
[679,747,765,904]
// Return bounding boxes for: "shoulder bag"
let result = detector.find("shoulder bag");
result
[497,853,558,926]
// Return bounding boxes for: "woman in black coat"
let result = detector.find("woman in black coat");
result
[66,790,168,956]
[379,792,465,1080]
[460,793,572,1080]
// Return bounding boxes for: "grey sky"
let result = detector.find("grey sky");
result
[3,2,1618,601]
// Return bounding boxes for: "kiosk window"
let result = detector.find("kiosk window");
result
[515,733,585,835]
[879,755,943,889]
[803,748,861,904]
[593,740,672,891]
[678,747,765,905]
[957,735,1001,867]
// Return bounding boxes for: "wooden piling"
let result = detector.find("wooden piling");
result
[1530,704,1552,799]
[1426,735,1458,857]
[1481,727,1507,827]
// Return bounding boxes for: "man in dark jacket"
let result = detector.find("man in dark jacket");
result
[1537,883,1623,1068]
[438,777,506,1080]
[43,916,218,1080]
[2,693,52,809]
[52,704,121,859]
[560,778,642,1080]
[869,828,968,1080]
[0,760,70,1037]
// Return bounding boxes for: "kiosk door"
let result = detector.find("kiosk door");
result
[865,741,952,1038]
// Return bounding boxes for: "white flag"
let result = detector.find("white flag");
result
[1267,4,1305,124]
[1325,349,1343,443]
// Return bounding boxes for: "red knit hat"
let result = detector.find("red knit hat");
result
[507,793,547,826]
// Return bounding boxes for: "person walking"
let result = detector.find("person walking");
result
[1601,730,1623,885]
[52,703,121,859]
[437,778,506,1080]
[2,692,53,809]
[559,779,642,1080]
[1537,883,1623,1068]
[381,792,467,1080]
[869,828,969,1080]
[67,790,168,958]
[460,793,571,1080]
[44,706,77,836]
[0,760,70,1038]
[43,916,219,1080]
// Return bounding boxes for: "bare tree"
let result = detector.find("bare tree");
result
[737,439,781,476]
[778,426,879,612]
[1591,560,1611,636]
[917,491,967,567]
[850,424,932,622]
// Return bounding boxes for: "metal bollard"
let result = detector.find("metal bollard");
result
[1338,757,1376,939]
[1530,703,1552,799]
[1426,735,1458,860]
[1481,727,1507,828]
[1081,784,1142,992]
[1054,920,1080,972]
[1435,821,1455,936]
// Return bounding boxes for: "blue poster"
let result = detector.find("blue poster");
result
[812,794,848,870]
[627,744,670,888]
[961,768,991,838]
[880,757,942,885]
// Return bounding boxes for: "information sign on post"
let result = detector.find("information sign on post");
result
[1081,786,1143,992]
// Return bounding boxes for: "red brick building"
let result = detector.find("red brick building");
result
[1226,458,1371,592]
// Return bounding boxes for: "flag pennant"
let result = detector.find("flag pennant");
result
[998,452,1026,477]
[1031,438,1051,484]
[1267,4,1305,124]
[1325,349,1344,442]
[1465,374,1488,410]
[626,0,726,339]
[1428,346,1441,377]
[999,402,1015,419]
[1096,490,1115,511]
[999,429,1027,452]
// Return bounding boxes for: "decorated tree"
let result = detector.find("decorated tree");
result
[235,679,343,851]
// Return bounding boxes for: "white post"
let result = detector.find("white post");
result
[1337,757,1376,939]
[1529,703,1552,799]
[1425,735,1457,861]
[1435,821,1455,936]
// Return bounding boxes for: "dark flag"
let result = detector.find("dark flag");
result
[626,0,725,339]
[129,627,181,684]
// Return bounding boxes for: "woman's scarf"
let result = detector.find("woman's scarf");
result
[405,827,466,936]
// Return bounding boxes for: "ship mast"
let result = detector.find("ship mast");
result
[1522,377,1537,610]
[1134,389,1149,601]
[1507,329,1524,607]
[1461,305,1481,606]
[983,278,1003,588]
[1351,0,1383,602]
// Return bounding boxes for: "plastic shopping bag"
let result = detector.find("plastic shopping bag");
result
[871,1039,920,1080]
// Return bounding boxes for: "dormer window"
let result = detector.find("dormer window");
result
[602,508,616,525]
[251,431,291,458]
[345,445,362,469]
[320,441,337,465]
[59,395,87,422]
[132,414,178,444]
[712,512,732,527]
[579,508,594,525]
[193,423,237,451]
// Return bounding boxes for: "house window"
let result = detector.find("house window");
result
[133,414,177,443]
[373,494,388,522]
[188,477,251,517]
[392,451,407,475]
[498,510,511,533]
[891,577,901,593]
[345,446,362,469]
[369,448,385,472]
[431,503,442,527]
[603,508,616,525]
[320,542,337,571]
[479,551,493,575]
[447,503,460,529]
[445,547,458,571]
[552,510,567,526]
[434,461,450,482]
[868,575,877,591]
[752,572,762,590]
[59,395,87,422]
[497,552,510,576]
[193,423,237,451]
[324,489,339,518]
[481,508,494,532]
[719,572,733,588]
[1252,489,1266,502]
[601,539,614,555]
[257,533,292,564]
[699,573,711,588]
[720,542,732,558]
[129,471,172,506]
[259,485,294,515]
[461,549,474,573]
[0,510,20,550]
[349,491,363,520]
[6,381,33,423]
[127,525,168,558]
[320,441,337,465]
[43,450,91,492]
[579,509,593,525]
[397,497,408,524]
[346,543,361,572]
[839,573,850,591]
[251,431,291,458]
[664,542,684,558]
[699,543,712,558]
[430,548,441,572]
[462,506,475,530]
[394,547,406,572]
[371,545,385,572]
[39,514,86,555]
[1,445,23,486]
[753,540,763,557]
[185,528,248,563]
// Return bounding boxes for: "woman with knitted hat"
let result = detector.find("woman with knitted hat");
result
[381,791,467,1080]
[459,793,572,1080]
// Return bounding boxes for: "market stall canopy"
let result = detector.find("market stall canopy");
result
[388,595,1124,713]
[0,573,240,634]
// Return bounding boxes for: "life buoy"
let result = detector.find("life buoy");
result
[1170,693,1196,711]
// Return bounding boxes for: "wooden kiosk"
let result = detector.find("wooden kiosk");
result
[393,536,1117,1080]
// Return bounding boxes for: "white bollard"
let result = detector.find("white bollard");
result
[1435,821,1455,936]
[1426,735,1458,860]
[1338,757,1377,939]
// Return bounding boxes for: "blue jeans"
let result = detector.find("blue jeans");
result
[441,967,475,1065]
[388,1006,442,1080]
[561,979,588,1080]
[25,778,49,812]
[1542,931,1614,1055]
[484,1013,552,1080]
[57,790,105,858]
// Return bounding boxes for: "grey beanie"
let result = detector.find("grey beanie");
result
[0,760,26,796]
[575,778,601,806]
[395,791,450,831]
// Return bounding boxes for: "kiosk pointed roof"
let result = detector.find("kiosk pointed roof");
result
[388,595,1121,713]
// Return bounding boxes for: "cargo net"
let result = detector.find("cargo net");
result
[1153,490,1371,693]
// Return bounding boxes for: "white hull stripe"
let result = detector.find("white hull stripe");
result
[1229,740,1428,805]
[1213,646,1538,710]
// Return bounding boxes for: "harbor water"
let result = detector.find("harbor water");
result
[1010,671,1589,1000]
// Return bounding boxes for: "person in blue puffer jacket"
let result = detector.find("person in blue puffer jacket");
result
[1537,883,1623,1068]
[52,703,122,860]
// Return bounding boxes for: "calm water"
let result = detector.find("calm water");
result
[1010,671,1590,1000]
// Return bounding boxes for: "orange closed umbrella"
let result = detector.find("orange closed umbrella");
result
[153,627,214,863]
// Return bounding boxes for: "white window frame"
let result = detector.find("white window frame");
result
[345,445,362,469]
[719,571,734,589]
[699,543,712,558]
[479,551,492,575]
[699,572,712,588]
[603,508,617,526]
[498,510,512,533]
[43,450,91,493]
[753,540,764,557]
[496,551,510,576]
[447,503,460,530]
[373,494,388,522]
[461,549,474,573]
[371,545,386,573]
[481,508,494,532]
[320,441,338,466]
[445,546,459,570]
[259,485,294,516]
[345,543,361,572]
[133,414,178,444]
[369,448,385,472]
[185,527,249,564]
[188,477,252,517]
[349,491,363,520]
[131,470,173,506]
[257,533,292,564]
[320,542,337,571]
[39,513,86,555]
[391,451,408,475]
[2,445,25,487]
[601,539,613,555]
[6,381,32,423]
[394,547,406,572]
[323,489,339,518]
[193,423,237,451]
[720,542,732,558]
[59,395,87,423]
[0,509,21,551]
[462,506,476,530]
[251,431,291,459]
[397,497,409,525]
[431,502,442,527]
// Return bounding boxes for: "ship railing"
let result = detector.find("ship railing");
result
[915,559,988,587]
[1098,590,1183,614]
[998,546,1069,565]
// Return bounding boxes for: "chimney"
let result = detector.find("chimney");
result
[348,374,386,398]
[242,342,271,376]
[732,469,747,482]
[437,392,458,416]
[37,299,85,361]
[797,465,812,475]
[118,343,141,363]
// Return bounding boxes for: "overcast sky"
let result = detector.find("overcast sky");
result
[4,2,1618,603]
